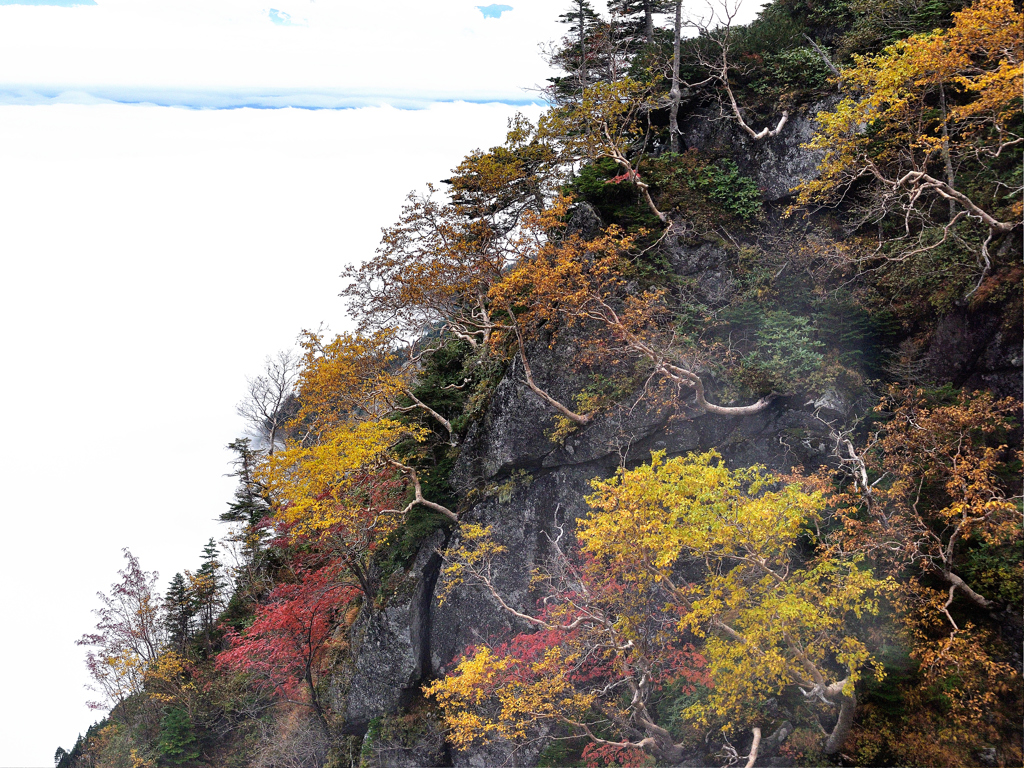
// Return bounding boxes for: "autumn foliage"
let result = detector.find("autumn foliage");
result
[427,517,709,764]
[429,452,890,761]
[797,0,1022,292]
[815,387,1024,765]
[64,1,1022,764]
[217,562,358,725]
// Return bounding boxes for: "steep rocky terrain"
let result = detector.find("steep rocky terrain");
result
[60,0,1023,764]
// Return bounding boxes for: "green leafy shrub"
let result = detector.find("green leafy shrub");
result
[754,310,825,377]
[377,506,453,575]
[691,159,763,222]
[644,152,763,225]
[567,158,663,230]
[360,717,383,768]
[760,46,834,94]
[733,309,826,393]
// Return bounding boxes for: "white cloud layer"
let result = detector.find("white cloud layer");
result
[0,99,542,766]
[0,0,568,106]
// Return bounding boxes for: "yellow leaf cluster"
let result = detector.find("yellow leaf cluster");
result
[144,650,201,712]
[797,0,1022,207]
[424,644,597,749]
[293,329,403,438]
[581,451,884,730]
[260,418,415,539]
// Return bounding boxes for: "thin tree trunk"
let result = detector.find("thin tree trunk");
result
[349,560,375,603]
[512,319,593,425]
[579,0,588,90]
[669,0,682,153]
[306,666,329,729]
[802,34,840,78]
[938,82,956,221]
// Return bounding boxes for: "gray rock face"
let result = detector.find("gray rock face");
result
[925,308,1024,399]
[565,201,604,240]
[431,466,596,677]
[427,361,842,765]
[680,99,836,202]
[331,530,446,735]
[661,233,734,306]
[434,333,846,691]
[325,92,1022,767]
[450,735,548,768]
[812,389,851,420]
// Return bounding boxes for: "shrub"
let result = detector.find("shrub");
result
[691,159,763,222]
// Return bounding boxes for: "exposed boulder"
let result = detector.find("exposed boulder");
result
[925,308,1024,399]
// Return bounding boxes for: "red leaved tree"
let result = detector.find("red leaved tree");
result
[217,561,359,726]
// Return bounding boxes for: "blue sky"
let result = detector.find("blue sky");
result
[268,7,301,25]
[478,3,514,18]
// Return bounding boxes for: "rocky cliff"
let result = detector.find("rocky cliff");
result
[329,107,1022,767]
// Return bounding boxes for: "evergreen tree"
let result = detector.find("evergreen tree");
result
[610,0,669,47]
[192,538,225,641]
[221,437,276,608]
[164,572,195,652]
[551,0,605,96]
[157,708,200,765]
[221,437,271,529]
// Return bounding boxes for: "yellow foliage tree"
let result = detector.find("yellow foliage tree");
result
[428,453,884,761]
[261,417,456,595]
[427,518,708,765]
[797,0,1022,291]
[256,326,460,599]
[144,650,203,722]
[292,328,455,443]
[583,451,885,755]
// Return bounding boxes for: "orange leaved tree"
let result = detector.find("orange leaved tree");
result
[489,200,773,429]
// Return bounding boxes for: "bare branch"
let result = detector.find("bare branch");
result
[802,34,840,78]
[386,459,459,524]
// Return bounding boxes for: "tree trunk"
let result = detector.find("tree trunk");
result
[669,0,682,153]
[644,735,687,765]
[824,690,856,755]
[579,0,588,90]
[349,560,375,603]
[306,666,329,730]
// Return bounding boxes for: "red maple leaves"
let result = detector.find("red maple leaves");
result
[217,562,359,721]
